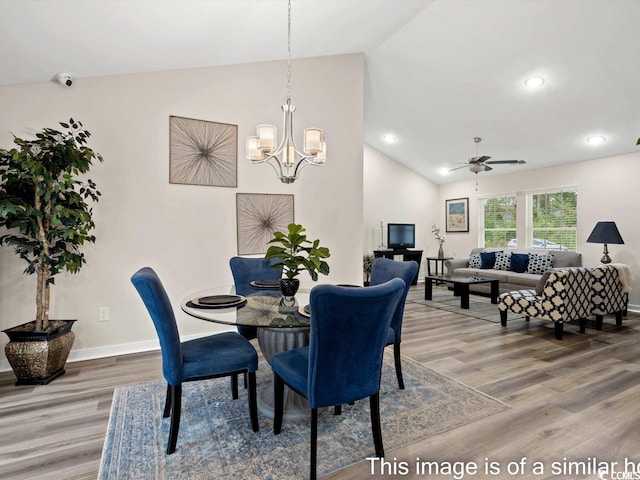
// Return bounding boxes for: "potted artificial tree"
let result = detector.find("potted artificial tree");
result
[264,223,330,297]
[363,253,374,286]
[0,118,102,385]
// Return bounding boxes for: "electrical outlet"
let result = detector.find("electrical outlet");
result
[98,307,110,322]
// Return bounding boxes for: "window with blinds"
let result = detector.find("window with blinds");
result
[530,189,578,251]
[481,196,517,248]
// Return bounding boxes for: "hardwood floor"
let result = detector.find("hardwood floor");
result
[1,286,639,479]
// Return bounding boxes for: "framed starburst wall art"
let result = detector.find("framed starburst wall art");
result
[169,116,238,187]
[236,193,295,255]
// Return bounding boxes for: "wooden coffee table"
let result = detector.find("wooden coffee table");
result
[424,274,499,309]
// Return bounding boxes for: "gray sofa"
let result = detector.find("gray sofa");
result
[444,247,582,294]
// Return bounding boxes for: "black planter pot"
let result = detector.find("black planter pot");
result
[279,278,300,298]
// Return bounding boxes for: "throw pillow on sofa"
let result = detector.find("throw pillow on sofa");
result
[535,269,556,295]
[527,253,555,275]
[493,251,511,270]
[509,253,529,273]
[469,253,482,268]
[480,251,496,269]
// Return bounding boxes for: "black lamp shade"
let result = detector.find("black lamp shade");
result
[586,221,624,244]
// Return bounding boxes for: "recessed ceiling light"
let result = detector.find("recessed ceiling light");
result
[587,135,606,145]
[439,167,450,176]
[524,76,545,88]
[382,133,397,144]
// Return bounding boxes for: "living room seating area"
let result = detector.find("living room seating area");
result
[445,247,583,294]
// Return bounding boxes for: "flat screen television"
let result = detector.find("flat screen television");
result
[387,223,415,250]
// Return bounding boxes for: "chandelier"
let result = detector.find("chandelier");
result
[245,0,326,184]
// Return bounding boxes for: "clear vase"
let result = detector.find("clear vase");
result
[438,245,444,259]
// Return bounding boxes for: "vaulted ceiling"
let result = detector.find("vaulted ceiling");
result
[1,0,639,184]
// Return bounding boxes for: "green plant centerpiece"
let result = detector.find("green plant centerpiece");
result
[0,118,102,385]
[264,223,330,298]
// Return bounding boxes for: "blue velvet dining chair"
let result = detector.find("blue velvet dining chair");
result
[131,267,259,455]
[369,257,419,389]
[229,256,283,340]
[271,278,406,480]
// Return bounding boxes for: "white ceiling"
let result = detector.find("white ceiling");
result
[1,0,639,185]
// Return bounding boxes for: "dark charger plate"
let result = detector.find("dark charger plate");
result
[187,295,246,309]
[250,279,281,289]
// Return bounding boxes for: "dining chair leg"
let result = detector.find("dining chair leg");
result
[167,384,182,455]
[247,371,259,432]
[310,407,318,480]
[393,342,405,389]
[163,383,172,418]
[273,373,284,434]
[231,374,239,400]
[244,371,248,388]
[334,405,342,415]
[369,393,384,458]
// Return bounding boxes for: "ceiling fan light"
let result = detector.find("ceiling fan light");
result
[469,164,483,173]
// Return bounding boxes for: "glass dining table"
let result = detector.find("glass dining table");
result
[181,285,312,422]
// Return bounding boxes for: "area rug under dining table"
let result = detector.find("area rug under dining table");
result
[99,351,509,479]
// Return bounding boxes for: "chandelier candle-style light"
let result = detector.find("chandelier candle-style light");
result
[246,0,326,184]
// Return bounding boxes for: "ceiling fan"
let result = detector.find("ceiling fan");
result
[449,137,526,174]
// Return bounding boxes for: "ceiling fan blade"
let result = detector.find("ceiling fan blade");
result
[485,159,526,165]
[469,155,491,163]
[448,164,471,172]
[483,165,493,172]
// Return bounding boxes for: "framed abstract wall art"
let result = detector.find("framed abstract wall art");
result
[236,193,294,255]
[445,197,469,232]
[169,116,237,187]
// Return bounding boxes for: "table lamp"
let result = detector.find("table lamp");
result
[586,221,624,264]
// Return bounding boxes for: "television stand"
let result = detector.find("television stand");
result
[373,249,422,286]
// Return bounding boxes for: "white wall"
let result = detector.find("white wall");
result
[363,144,440,279]
[439,152,640,308]
[0,53,365,369]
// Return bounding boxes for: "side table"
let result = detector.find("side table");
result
[426,257,452,284]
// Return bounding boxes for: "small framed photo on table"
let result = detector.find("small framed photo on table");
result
[445,197,469,232]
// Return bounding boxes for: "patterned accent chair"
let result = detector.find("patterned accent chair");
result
[498,267,594,340]
[591,264,629,330]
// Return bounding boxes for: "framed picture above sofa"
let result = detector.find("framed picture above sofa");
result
[446,197,469,232]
